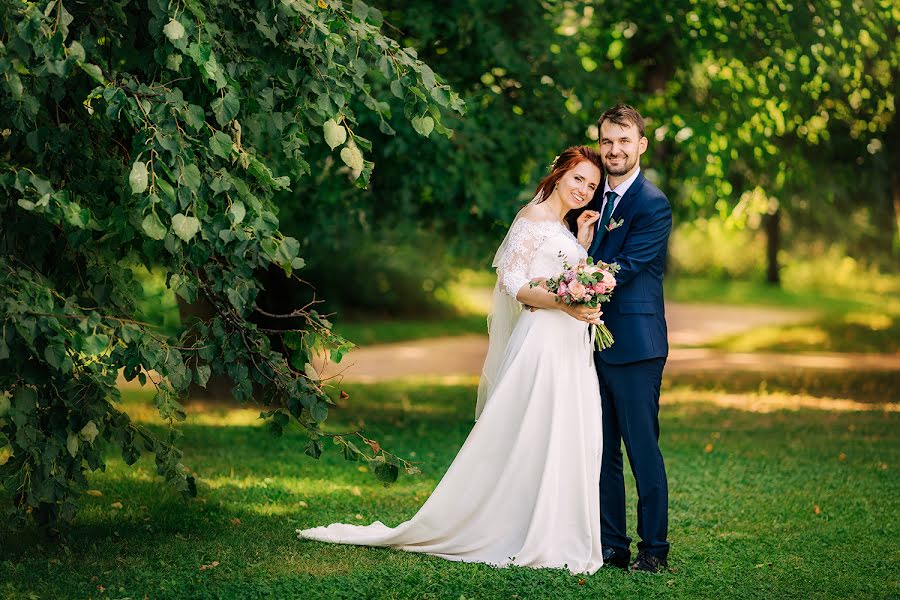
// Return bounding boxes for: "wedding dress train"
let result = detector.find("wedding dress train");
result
[297,219,604,574]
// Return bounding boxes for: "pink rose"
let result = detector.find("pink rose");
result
[592,281,608,294]
[601,271,617,289]
[557,282,568,297]
[568,281,586,300]
[584,264,600,275]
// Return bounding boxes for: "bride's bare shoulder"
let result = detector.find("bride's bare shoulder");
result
[517,203,554,223]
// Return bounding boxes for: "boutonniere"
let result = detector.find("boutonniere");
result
[606,218,624,232]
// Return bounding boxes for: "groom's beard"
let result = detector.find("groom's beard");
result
[603,153,636,176]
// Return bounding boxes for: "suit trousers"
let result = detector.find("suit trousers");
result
[597,356,669,559]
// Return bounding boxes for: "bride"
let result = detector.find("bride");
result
[297,146,607,574]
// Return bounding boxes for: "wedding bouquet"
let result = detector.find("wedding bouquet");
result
[531,257,621,350]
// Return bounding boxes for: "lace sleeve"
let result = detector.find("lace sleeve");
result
[495,219,548,299]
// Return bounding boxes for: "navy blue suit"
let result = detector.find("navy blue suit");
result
[588,171,672,559]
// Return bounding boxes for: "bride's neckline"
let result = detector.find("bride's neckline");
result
[518,217,568,228]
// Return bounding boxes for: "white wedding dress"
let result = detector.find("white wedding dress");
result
[297,218,604,574]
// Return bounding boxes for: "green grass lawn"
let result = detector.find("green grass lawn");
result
[1,372,898,599]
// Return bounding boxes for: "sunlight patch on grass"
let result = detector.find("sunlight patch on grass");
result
[845,311,893,330]
[713,325,830,352]
[664,388,899,413]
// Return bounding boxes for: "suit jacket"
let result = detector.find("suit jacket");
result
[589,171,672,365]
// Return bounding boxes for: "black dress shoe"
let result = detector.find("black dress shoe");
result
[630,550,668,573]
[602,546,631,569]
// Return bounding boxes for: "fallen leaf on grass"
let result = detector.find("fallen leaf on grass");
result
[86,490,103,497]
[110,502,123,509]
[357,466,367,473]
[578,579,585,585]
[351,486,362,497]
[838,453,847,461]
[297,501,308,508]
[813,504,821,515]
[199,561,220,571]
[704,443,714,453]
[230,518,241,525]
[355,514,364,520]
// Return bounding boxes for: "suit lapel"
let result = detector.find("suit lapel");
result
[596,172,647,255]
[611,172,646,221]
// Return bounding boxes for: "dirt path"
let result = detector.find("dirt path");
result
[317,302,900,382]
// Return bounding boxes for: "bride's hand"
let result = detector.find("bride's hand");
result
[576,210,601,250]
[562,303,603,325]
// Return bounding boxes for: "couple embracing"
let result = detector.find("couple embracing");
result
[298,105,672,576]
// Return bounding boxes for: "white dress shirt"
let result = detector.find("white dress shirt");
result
[598,167,641,228]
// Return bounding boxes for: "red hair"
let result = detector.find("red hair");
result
[534,146,603,203]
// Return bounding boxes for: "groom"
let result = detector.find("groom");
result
[588,105,672,573]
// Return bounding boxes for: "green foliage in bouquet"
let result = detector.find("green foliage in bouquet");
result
[0,0,463,530]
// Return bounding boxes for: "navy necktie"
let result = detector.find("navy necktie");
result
[589,191,617,255]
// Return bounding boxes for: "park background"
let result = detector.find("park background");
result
[0,0,897,598]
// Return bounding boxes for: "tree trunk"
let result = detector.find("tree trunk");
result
[892,169,900,252]
[765,209,781,286]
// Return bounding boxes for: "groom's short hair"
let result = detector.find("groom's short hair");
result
[597,104,646,138]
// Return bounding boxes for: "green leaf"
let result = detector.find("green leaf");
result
[339,146,364,171]
[323,119,347,150]
[80,63,105,84]
[184,104,206,130]
[351,0,369,20]
[141,213,167,240]
[411,116,434,138]
[211,92,240,126]
[367,6,383,27]
[389,79,404,99]
[66,433,79,458]
[209,130,233,158]
[129,161,149,194]
[181,163,203,192]
[67,41,86,63]
[0,339,8,361]
[79,421,99,444]
[195,365,211,388]
[163,18,186,41]
[0,444,11,466]
[303,362,319,381]
[82,334,109,355]
[44,344,67,370]
[227,201,246,225]
[305,438,323,459]
[171,213,201,242]
[371,459,399,484]
[309,401,328,423]
[0,393,10,417]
